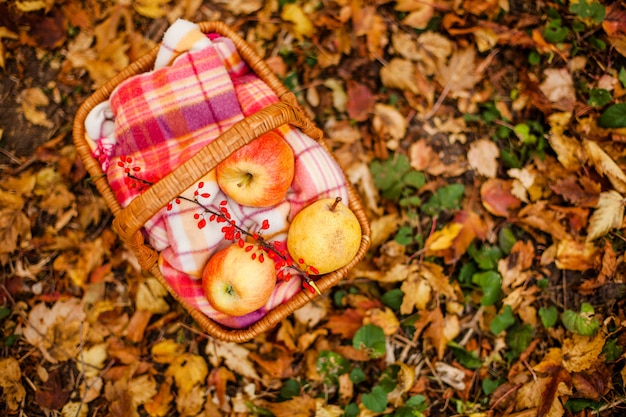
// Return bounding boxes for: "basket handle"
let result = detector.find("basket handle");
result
[112,94,320,268]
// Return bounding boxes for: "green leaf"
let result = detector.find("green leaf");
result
[381,288,404,312]
[498,226,516,254]
[392,395,428,417]
[619,67,626,88]
[544,19,569,43]
[468,244,503,270]
[279,379,300,400]
[588,88,612,107]
[472,271,502,306]
[539,306,559,328]
[403,170,426,189]
[343,403,359,417]
[505,324,535,360]
[395,225,414,245]
[569,0,606,23]
[350,367,366,384]
[602,338,623,362]
[482,378,502,395]
[0,307,11,321]
[317,350,351,384]
[565,398,604,413]
[370,154,419,200]
[458,262,478,286]
[353,324,387,359]
[422,183,465,216]
[598,103,626,128]
[491,305,516,335]
[450,345,483,369]
[514,123,537,144]
[362,386,388,413]
[562,303,600,336]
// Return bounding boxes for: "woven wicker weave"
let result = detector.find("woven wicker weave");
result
[72,21,371,342]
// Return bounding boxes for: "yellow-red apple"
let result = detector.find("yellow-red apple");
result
[216,131,295,207]
[202,243,276,316]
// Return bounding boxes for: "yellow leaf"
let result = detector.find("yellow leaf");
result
[547,112,583,171]
[587,190,624,241]
[426,222,463,251]
[133,0,172,18]
[365,307,400,336]
[136,276,171,314]
[144,377,174,417]
[151,339,185,364]
[76,343,108,378]
[562,333,605,373]
[165,353,208,395]
[15,0,47,12]
[281,3,315,40]
[555,238,600,271]
[583,139,626,193]
[0,357,26,413]
[19,87,54,128]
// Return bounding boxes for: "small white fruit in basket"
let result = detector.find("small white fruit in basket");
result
[216,131,295,207]
[287,197,362,275]
[202,243,276,316]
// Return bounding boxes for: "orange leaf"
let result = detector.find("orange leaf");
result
[325,308,364,339]
[481,178,522,217]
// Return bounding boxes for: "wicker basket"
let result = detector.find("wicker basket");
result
[72,21,371,342]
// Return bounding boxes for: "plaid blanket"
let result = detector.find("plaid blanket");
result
[84,20,349,328]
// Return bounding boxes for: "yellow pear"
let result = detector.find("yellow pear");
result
[287,197,362,275]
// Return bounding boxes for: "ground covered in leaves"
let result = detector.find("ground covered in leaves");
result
[2,0,626,416]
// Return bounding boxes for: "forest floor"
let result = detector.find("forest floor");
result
[2,0,626,416]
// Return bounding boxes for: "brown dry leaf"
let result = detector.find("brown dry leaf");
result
[76,343,108,379]
[583,139,626,193]
[23,298,87,363]
[498,240,535,291]
[136,276,170,314]
[396,0,435,29]
[400,261,457,314]
[586,190,624,241]
[435,47,482,97]
[380,58,420,95]
[208,367,235,410]
[346,80,376,122]
[555,238,600,271]
[518,201,568,240]
[468,139,500,178]
[372,103,407,143]
[0,208,31,263]
[61,402,88,417]
[562,333,606,373]
[215,0,262,14]
[144,376,174,417]
[416,32,453,74]
[539,68,576,112]
[206,340,260,380]
[603,4,626,57]
[255,394,316,417]
[408,138,465,176]
[0,357,27,413]
[324,308,365,339]
[19,87,54,128]
[0,27,18,69]
[481,178,522,217]
[249,342,295,379]
[417,308,460,359]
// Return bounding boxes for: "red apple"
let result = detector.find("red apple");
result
[202,243,277,316]
[216,131,295,207]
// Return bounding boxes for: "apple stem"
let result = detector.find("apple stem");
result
[237,173,253,188]
[330,196,342,212]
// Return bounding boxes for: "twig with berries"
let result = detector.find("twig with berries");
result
[125,169,321,295]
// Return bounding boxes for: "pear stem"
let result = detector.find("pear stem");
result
[330,196,342,212]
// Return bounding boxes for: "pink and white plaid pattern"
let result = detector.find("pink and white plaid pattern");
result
[84,20,349,328]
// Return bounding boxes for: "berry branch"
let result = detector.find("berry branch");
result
[124,168,321,295]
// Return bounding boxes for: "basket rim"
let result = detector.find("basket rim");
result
[72,20,371,342]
